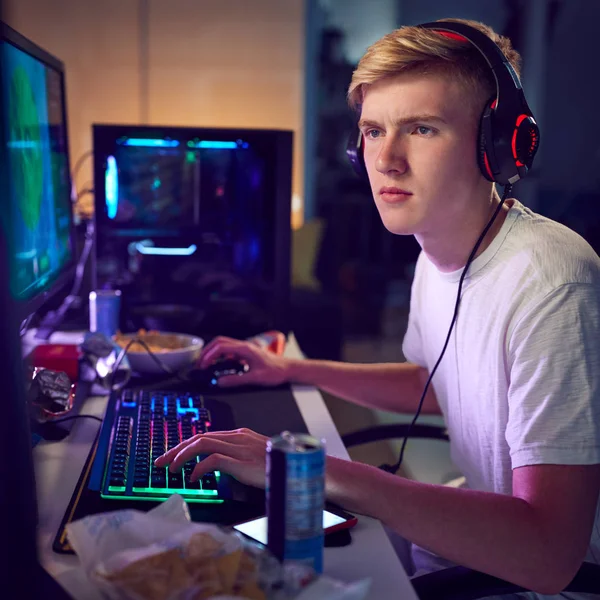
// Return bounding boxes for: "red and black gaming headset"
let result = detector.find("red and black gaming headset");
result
[346,20,540,186]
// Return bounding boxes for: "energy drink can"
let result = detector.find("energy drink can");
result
[89,289,121,337]
[266,431,325,573]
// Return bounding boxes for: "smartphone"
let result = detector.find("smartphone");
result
[233,507,358,546]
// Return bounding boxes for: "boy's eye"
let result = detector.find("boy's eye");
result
[364,129,381,140]
[415,126,434,136]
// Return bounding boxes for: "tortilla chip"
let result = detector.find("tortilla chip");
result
[103,548,192,600]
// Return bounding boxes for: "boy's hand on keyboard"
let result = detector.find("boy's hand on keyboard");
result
[154,428,269,489]
[198,336,290,388]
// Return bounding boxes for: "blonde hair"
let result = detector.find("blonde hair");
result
[347,18,522,114]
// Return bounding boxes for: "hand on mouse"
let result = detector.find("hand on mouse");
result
[154,427,269,489]
[198,336,290,388]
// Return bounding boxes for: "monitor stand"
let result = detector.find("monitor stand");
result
[35,220,94,341]
[34,295,84,341]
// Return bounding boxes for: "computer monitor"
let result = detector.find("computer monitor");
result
[0,21,73,599]
[92,124,293,340]
[0,21,76,326]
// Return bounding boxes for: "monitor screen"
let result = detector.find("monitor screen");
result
[0,23,75,321]
[93,125,293,339]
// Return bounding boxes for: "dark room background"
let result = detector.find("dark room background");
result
[297,0,600,367]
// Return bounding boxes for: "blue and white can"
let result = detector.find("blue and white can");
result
[266,431,325,573]
[89,289,121,337]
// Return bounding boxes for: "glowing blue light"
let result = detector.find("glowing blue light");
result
[249,237,260,262]
[7,140,39,148]
[135,244,197,257]
[187,140,239,149]
[176,397,199,421]
[121,138,180,147]
[105,156,119,219]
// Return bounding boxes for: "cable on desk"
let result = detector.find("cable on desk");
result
[110,337,189,390]
[50,414,103,424]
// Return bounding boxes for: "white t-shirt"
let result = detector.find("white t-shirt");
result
[402,199,600,593]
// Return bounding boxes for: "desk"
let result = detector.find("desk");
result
[33,333,417,600]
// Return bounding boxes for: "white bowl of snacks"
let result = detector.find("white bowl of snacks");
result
[113,329,204,375]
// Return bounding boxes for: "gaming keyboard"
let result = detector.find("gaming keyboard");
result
[99,388,231,503]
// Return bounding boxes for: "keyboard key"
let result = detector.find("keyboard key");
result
[168,472,184,489]
[151,472,167,488]
[185,478,201,490]
[201,474,217,490]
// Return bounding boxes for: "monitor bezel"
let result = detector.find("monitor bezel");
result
[0,21,78,324]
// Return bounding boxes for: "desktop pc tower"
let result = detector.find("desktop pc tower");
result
[92,124,293,341]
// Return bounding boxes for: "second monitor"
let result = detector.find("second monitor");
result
[92,124,293,340]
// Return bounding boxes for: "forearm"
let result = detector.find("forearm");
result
[286,358,441,415]
[326,458,576,594]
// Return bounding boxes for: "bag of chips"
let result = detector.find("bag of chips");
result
[66,495,370,600]
[66,495,271,599]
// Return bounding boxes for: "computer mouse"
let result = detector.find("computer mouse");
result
[207,357,249,385]
[188,357,249,387]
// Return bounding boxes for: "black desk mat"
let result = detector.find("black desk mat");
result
[53,384,308,554]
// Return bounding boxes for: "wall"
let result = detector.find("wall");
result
[319,0,399,64]
[541,0,600,196]
[4,0,305,227]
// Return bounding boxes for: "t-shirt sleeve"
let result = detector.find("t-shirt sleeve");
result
[506,283,600,469]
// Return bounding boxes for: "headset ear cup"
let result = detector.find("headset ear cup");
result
[346,129,367,179]
[358,133,366,175]
[514,115,540,171]
[477,102,496,182]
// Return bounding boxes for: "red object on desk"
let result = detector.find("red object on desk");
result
[28,344,82,382]
[248,330,286,355]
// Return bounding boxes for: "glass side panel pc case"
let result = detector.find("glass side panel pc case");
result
[0,21,76,324]
[92,124,293,340]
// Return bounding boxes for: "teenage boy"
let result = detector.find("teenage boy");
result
[157,19,600,594]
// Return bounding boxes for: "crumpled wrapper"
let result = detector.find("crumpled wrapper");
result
[66,495,371,600]
[27,367,75,419]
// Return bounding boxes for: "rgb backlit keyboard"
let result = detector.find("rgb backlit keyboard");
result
[100,388,225,503]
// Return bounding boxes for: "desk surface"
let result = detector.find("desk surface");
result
[34,333,417,600]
